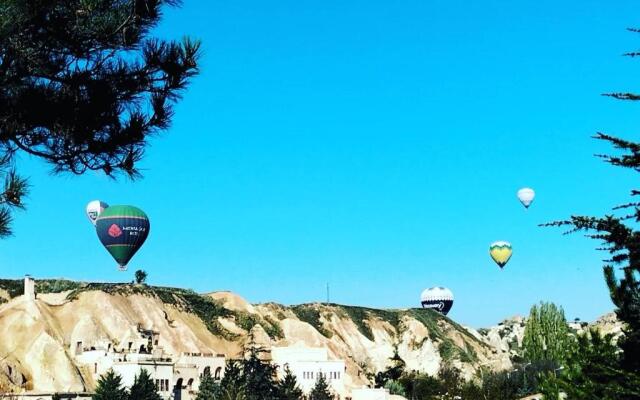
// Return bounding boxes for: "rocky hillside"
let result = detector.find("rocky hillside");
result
[0,279,514,393]
[476,312,624,360]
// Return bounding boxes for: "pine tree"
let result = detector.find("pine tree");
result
[522,302,572,365]
[128,369,162,400]
[543,27,640,398]
[241,339,279,400]
[556,330,640,399]
[309,373,334,400]
[0,0,200,235]
[196,369,220,400]
[277,366,303,400]
[219,361,245,400]
[93,370,128,400]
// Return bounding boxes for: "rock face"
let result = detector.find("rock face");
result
[0,280,621,394]
[474,313,625,358]
[0,280,514,393]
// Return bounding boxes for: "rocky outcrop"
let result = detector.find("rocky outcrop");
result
[0,280,620,394]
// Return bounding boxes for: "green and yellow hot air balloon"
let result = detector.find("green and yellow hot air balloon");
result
[489,241,512,269]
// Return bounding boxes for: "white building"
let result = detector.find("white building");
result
[271,344,346,398]
[18,277,227,400]
[112,356,174,399]
[351,388,392,400]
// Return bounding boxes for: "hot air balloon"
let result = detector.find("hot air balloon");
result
[420,287,454,315]
[86,200,109,226]
[95,205,150,271]
[490,241,512,269]
[517,188,535,209]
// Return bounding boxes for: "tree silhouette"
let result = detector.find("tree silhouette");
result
[93,370,128,400]
[129,369,161,400]
[544,27,640,396]
[277,366,303,400]
[309,373,333,400]
[0,0,200,235]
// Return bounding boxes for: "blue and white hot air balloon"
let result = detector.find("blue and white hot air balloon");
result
[420,287,454,315]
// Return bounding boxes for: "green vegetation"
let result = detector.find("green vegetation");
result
[234,311,284,340]
[541,30,640,399]
[309,373,334,400]
[93,369,162,400]
[291,305,333,338]
[134,270,148,285]
[0,279,23,298]
[0,278,83,299]
[522,302,573,364]
[438,340,456,363]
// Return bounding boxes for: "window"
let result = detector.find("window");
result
[165,379,169,392]
[94,363,97,374]
[156,379,160,390]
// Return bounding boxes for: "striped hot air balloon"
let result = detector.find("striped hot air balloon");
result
[420,287,454,315]
[96,205,150,271]
[489,241,512,269]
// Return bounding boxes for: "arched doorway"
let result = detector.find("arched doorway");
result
[214,367,222,380]
[173,377,184,400]
[203,366,211,377]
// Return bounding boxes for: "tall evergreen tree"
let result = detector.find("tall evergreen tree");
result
[556,330,640,400]
[309,373,334,400]
[544,27,640,398]
[277,366,303,400]
[521,302,572,365]
[219,361,245,400]
[195,369,220,400]
[0,0,200,235]
[241,338,279,400]
[128,369,161,400]
[93,370,128,400]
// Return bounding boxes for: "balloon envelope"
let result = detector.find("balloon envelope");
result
[420,286,454,315]
[517,188,535,208]
[96,205,150,270]
[490,241,512,268]
[86,200,109,226]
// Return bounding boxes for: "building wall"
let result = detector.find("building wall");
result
[351,388,391,400]
[112,362,174,399]
[271,346,345,398]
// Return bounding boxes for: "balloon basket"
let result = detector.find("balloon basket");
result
[118,265,128,272]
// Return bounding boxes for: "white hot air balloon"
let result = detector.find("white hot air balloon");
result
[517,188,535,209]
[86,200,109,226]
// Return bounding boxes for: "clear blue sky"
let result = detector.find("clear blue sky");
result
[1,0,639,327]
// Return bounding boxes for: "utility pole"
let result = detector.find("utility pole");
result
[326,282,330,304]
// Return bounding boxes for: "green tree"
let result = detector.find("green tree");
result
[398,371,441,400]
[0,0,200,235]
[195,369,220,400]
[277,366,303,400]
[543,29,640,398]
[219,361,245,400]
[522,302,572,365]
[437,365,463,400]
[546,330,640,400]
[241,340,279,400]
[93,370,128,400]
[309,373,334,400]
[384,380,406,397]
[128,369,161,400]
[374,348,406,388]
[135,270,148,284]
